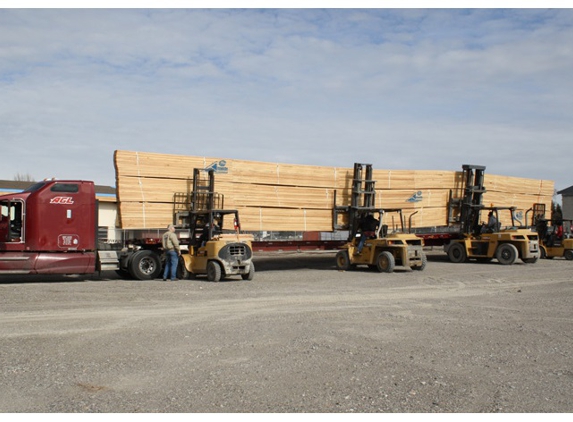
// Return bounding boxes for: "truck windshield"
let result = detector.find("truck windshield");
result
[23,182,46,192]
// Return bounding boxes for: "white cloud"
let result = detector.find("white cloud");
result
[0,8,572,194]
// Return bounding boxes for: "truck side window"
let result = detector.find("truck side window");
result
[51,183,79,193]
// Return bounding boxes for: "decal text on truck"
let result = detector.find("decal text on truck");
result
[50,197,75,204]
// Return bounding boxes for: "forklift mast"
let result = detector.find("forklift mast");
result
[173,168,238,247]
[448,164,487,235]
[333,163,383,241]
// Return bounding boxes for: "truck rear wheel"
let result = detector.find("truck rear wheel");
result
[448,243,467,263]
[241,263,255,280]
[129,250,162,280]
[207,261,222,282]
[376,251,395,273]
[412,252,427,271]
[496,243,518,265]
[336,250,351,271]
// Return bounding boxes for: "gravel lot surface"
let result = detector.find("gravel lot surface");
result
[1,250,572,413]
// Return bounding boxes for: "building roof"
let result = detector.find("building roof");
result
[557,185,573,196]
[0,180,116,201]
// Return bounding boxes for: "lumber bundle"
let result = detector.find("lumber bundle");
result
[114,150,554,231]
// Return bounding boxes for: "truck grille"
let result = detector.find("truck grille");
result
[219,243,253,261]
[229,245,247,256]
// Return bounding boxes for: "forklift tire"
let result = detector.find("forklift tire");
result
[177,260,190,280]
[564,250,573,261]
[129,250,162,280]
[496,243,518,265]
[376,251,395,273]
[448,243,467,263]
[336,250,351,271]
[241,263,255,281]
[540,247,547,259]
[207,261,222,282]
[412,252,427,271]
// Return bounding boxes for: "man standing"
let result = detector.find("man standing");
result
[162,224,181,281]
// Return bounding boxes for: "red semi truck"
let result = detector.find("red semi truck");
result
[0,179,161,279]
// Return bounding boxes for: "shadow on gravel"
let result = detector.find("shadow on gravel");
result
[425,250,450,262]
[252,250,444,273]
[253,252,337,272]
[0,250,454,283]
[0,271,121,285]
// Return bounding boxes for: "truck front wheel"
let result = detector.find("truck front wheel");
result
[207,261,222,282]
[129,250,162,280]
[336,250,351,271]
[496,243,518,265]
[241,263,255,281]
[448,243,467,263]
[376,251,395,273]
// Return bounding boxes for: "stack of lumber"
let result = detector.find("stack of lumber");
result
[114,150,554,231]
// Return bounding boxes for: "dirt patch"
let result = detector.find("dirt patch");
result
[1,250,572,412]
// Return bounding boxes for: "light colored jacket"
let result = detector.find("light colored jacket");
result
[162,231,180,252]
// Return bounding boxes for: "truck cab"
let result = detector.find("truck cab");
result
[0,180,98,275]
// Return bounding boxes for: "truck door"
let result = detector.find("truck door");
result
[0,199,24,243]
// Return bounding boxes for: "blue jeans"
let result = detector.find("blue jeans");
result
[357,235,368,253]
[163,250,178,280]
[357,231,375,253]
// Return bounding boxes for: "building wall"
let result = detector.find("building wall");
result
[562,195,573,221]
[98,201,120,242]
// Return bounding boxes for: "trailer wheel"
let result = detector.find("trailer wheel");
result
[412,252,427,271]
[241,262,255,281]
[496,243,518,265]
[129,250,162,280]
[564,250,573,261]
[336,250,351,271]
[207,261,222,282]
[376,251,395,273]
[448,243,467,263]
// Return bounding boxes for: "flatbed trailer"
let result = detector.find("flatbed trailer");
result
[252,240,345,252]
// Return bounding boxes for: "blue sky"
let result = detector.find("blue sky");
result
[1,7,572,195]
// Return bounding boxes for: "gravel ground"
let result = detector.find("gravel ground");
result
[0,250,572,413]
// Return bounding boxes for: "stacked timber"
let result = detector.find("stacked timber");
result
[114,150,555,231]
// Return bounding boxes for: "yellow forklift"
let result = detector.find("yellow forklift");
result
[174,168,255,281]
[528,203,573,260]
[445,165,539,265]
[333,163,426,273]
